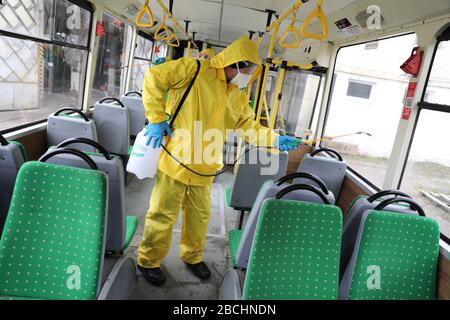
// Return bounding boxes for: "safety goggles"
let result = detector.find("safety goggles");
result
[230,61,259,75]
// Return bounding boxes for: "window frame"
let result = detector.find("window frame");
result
[397,25,450,244]
[320,32,416,191]
[0,0,94,135]
[128,31,154,92]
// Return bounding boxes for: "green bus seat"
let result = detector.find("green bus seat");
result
[220,199,342,300]
[0,161,108,300]
[339,209,440,300]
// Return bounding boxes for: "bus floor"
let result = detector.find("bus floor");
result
[124,171,237,300]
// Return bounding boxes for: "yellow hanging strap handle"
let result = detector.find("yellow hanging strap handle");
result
[301,0,328,41]
[278,9,301,49]
[135,0,156,28]
[154,14,171,41]
[167,24,180,47]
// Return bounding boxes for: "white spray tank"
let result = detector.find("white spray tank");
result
[126,128,163,179]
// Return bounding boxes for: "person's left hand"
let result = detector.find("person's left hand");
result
[276,136,303,152]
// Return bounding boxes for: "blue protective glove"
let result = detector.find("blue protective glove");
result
[276,136,303,152]
[144,122,173,149]
[155,57,166,65]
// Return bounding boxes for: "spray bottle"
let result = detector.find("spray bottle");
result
[126,127,163,179]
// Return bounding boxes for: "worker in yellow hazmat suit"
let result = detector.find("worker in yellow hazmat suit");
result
[137,36,301,286]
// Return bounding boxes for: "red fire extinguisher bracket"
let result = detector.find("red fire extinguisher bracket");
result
[400,47,424,77]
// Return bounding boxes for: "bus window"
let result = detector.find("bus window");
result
[279,71,324,138]
[153,41,168,63]
[0,0,92,132]
[401,110,450,239]
[129,33,154,91]
[401,36,450,240]
[90,12,133,104]
[322,33,418,188]
[424,40,450,105]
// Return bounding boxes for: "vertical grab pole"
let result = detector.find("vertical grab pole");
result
[255,23,279,124]
[269,65,286,129]
[187,40,191,57]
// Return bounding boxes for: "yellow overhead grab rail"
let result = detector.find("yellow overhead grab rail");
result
[155,0,199,50]
[278,9,301,49]
[154,14,172,42]
[300,0,328,41]
[135,0,156,28]
[167,24,180,47]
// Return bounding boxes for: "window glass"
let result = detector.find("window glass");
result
[278,71,323,138]
[424,40,450,105]
[401,110,450,238]
[0,0,91,47]
[323,34,418,187]
[130,34,153,92]
[153,40,168,62]
[0,0,91,132]
[90,12,133,104]
[347,80,373,99]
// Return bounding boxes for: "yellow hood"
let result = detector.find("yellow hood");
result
[199,48,216,59]
[210,36,261,69]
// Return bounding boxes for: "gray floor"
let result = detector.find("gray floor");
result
[124,171,238,300]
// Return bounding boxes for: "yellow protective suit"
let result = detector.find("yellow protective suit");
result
[198,48,216,60]
[138,36,278,268]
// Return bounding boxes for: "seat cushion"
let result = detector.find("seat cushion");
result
[122,215,139,250]
[226,187,232,208]
[228,229,243,268]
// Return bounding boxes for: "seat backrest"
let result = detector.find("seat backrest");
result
[339,210,440,300]
[296,149,347,199]
[0,138,27,234]
[47,108,98,153]
[242,199,342,300]
[0,161,108,300]
[94,98,130,155]
[235,174,336,269]
[340,191,418,278]
[120,93,146,137]
[230,148,288,210]
[43,140,125,252]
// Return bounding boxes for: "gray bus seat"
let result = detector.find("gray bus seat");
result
[227,147,289,211]
[41,138,137,252]
[94,98,131,156]
[339,198,439,300]
[229,173,336,270]
[47,108,98,153]
[340,190,417,279]
[220,199,342,300]
[120,92,146,138]
[0,158,135,300]
[296,148,347,199]
[0,135,27,234]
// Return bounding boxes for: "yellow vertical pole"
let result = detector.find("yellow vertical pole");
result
[255,24,279,123]
[269,67,286,129]
[187,40,191,57]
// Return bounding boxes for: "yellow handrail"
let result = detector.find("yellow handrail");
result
[300,0,328,41]
[167,25,180,47]
[155,0,199,50]
[278,9,301,49]
[154,14,171,42]
[135,0,156,28]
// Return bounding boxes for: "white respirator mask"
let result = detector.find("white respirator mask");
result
[229,63,253,90]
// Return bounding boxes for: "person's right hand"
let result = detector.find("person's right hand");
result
[144,122,173,149]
